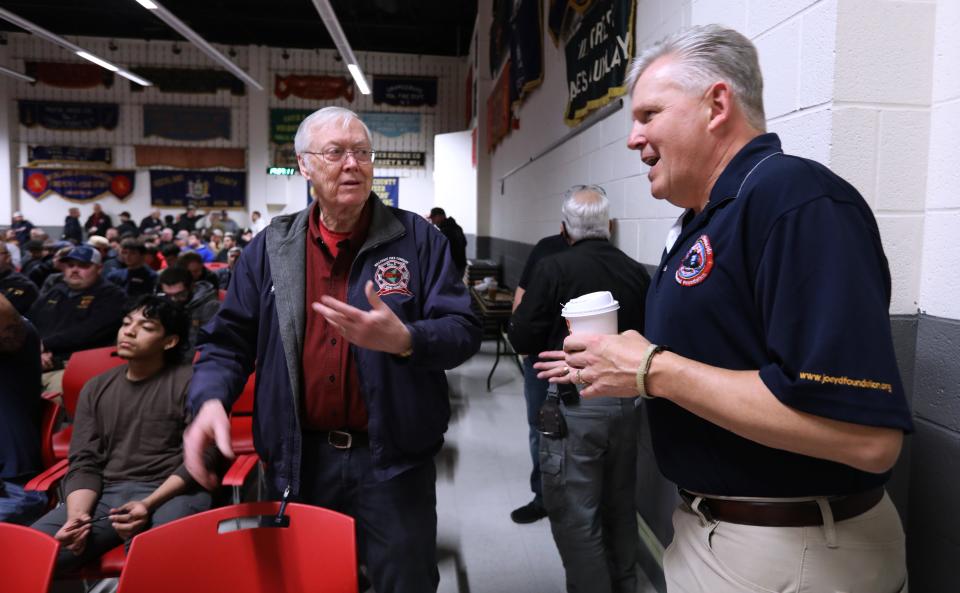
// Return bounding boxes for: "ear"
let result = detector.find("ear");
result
[705,81,734,132]
[297,153,310,178]
[163,334,180,351]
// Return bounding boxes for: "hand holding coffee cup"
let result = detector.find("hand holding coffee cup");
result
[560,291,620,387]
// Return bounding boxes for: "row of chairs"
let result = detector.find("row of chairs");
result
[1,501,357,593]
[21,346,267,586]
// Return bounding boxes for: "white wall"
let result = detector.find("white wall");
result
[919,0,960,319]
[477,0,947,317]
[2,32,466,227]
[434,130,477,235]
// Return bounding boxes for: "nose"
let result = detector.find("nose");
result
[626,122,646,151]
[341,151,360,168]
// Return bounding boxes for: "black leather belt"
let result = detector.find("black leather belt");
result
[311,430,369,449]
[679,487,884,527]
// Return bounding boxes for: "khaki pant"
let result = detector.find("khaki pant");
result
[665,491,907,593]
[41,369,65,394]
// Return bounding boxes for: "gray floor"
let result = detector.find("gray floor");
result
[435,342,658,593]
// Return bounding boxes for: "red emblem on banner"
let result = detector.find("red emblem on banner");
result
[110,174,133,199]
[26,172,48,195]
[675,235,715,287]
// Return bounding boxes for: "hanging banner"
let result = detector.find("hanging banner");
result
[375,151,426,167]
[143,105,231,141]
[25,61,114,89]
[22,168,134,202]
[27,146,112,166]
[19,100,119,131]
[360,112,421,138]
[150,170,246,209]
[130,67,245,95]
[274,74,354,102]
[135,145,246,170]
[372,177,399,208]
[548,0,594,46]
[508,0,545,107]
[269,108,313,169]
[563,0,636,126]
[486,61,514,153]
[373,76,438,107]
[489,0,511,77]
[465,66,474,127]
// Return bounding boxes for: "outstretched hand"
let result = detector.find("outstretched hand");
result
[183,400,234,490]
[312,280,412,355]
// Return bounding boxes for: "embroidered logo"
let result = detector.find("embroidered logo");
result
[675,235,714,287]
[374,257,413,297]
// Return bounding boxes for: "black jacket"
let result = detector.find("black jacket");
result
[0,269,39,315]
[28,277,126,359]
[437,217,467,274]
[62,216,83,244]
[508,239,650,355]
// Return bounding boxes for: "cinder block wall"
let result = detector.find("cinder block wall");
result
[473,0,958,590]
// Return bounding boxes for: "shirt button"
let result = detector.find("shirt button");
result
[331,338,337,345]
[329,375,336,382]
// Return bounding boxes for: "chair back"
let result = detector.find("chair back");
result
[38,395,62,469]
[0,523,58,593]
[234,372,256,415]
[61,347,125,417]
[117,502,357,593]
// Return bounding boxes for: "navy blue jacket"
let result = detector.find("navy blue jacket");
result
[188,195,481,495]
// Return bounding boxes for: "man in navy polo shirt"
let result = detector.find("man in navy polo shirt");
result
[538,25,912,593]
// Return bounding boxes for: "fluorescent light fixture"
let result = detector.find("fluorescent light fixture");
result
[0,65,35,83]
[310,0,371,95]
[76,51,118,72]
[133,0,263,91]
[346,64,370,95]
[0,7,151,86]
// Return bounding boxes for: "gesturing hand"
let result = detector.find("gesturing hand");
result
[312,280,412,355]
[110,500,150,540]
[183,400,234,490]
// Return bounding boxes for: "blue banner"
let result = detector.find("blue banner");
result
[360,112,422,138]
[23,168,134,202]
[19,100,118,131]
[373,77,438,107]
[372,177,399,207]
[143,105,231,141]
[150,170,246,208]
[28,146,112,166]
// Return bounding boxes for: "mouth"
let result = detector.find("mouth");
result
[642,155,660,167]
[117,342,134,349]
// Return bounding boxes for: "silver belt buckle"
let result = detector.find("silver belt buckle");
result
[328,430,352,449]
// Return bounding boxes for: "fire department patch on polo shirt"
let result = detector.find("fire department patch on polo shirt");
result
[675,234,714,287]
[374,256,413,297]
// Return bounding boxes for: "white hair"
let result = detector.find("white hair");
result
[293,106,373,154]
[562,185,610,243]
[625,24,766,132]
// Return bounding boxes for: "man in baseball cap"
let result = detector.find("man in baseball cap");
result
[27,243,126,390]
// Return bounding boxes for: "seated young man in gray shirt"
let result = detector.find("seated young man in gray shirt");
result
[32,294,211,572]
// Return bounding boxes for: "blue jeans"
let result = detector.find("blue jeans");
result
[0,476,47,525]
[523,357,550,502]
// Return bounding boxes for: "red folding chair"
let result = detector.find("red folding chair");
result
[223,372,260,502]
[117,502,357,593]
[0,523,59,593]
[205,262,228,271]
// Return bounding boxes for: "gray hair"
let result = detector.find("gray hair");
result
[293,106,373,154]
[625,25,766,132]
[561,185,610,243]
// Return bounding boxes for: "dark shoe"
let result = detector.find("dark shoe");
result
[510,500,547,524]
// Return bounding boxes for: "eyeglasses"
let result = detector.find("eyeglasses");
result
[302,147,376,164]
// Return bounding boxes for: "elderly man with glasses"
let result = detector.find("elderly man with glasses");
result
[183,106,481,593]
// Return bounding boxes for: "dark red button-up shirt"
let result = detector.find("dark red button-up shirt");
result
[302,200,370,431]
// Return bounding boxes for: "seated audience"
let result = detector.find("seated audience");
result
[3,230,22,269]
[217,210,239,235]
[185,232,214,263]
[158,228,175,249]
[0,243,38,315]
[208,229,224,257]
[31,295,211,571]
[175,205,203,233]
[28,245,126,377]
[83,203,112,238]
[177,251,219,287]
[11,211,34,246]
[116,211,139,238]
[106,239,158,298]
[214,233,237,263]
[144,243,165,271]
[0,294,47,525]
[216,247,242,289]
[62,208,83,245]
[139,209,164,235]
[21,240,55,288]
[157,266,219,351]
[38,245,73,296]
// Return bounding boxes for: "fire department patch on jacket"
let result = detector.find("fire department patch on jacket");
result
[675,235,714,287]
[374,256,413,296]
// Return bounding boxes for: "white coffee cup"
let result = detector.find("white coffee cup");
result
[561,291,620,335]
